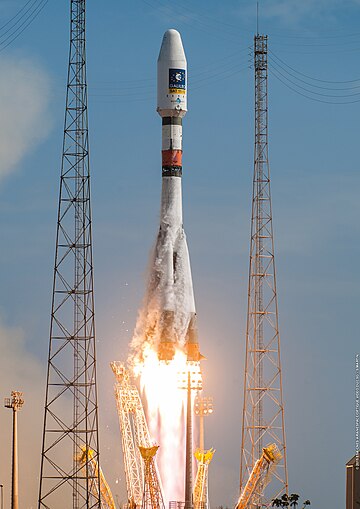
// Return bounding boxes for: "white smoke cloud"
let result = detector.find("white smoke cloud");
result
[0,53,51,180]
[239,0,359,25]
[0,55,51,504]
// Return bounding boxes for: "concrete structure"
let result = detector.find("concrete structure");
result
[346,456,360,509]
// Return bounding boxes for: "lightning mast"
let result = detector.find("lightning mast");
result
[39,1,101,508]
[239,35,288,506]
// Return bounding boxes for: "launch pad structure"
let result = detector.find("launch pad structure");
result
[139,446,165,509]
[111,362,154,508]
[33,0,291,506]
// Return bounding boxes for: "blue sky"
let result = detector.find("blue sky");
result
[0,1,359,508]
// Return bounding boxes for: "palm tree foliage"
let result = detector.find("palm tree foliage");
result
[271,493,311,509]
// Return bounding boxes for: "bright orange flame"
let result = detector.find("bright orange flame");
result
[133,345,190,506]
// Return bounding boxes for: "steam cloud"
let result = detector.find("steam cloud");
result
[130,226,196,365]
[0,53,51,180]
[0,53,51,507]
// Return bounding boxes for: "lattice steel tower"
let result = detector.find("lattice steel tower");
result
[239,35,288,507]
[39,2,101,508]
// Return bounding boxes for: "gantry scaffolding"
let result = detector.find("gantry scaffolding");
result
[139,446,165,509]
[237,444,282,509]
[239,34,288,507]
[39,2,101,508]
[111,362,155,508]
[77,446,116,509]
[193,448,215,509]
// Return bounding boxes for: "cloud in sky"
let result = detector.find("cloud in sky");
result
[0,53,51,180]
[254,0,358,25]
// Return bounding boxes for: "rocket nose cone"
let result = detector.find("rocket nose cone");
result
[158,29,186,62]
[157,29,187,116]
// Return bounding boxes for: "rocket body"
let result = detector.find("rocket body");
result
[128,30,202,506]
[137,29,201,363]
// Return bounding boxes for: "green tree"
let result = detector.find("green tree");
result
[272,493,311,509]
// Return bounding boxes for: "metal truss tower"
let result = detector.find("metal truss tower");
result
[193,448,215,509]
[111,362,153,508]
[39,2,101,508]
[139,446,165,509]
[239,35,288,507]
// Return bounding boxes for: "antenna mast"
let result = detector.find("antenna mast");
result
[239,34,288,507]
[39,1,101,507]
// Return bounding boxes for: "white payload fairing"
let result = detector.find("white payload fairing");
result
[134,29,202,363]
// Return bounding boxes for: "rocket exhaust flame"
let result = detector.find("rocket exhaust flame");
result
[132,348,202,506]
[127,29,203,506]
[134,348,187,504]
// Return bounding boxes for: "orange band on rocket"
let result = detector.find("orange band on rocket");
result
[162,150,182,167]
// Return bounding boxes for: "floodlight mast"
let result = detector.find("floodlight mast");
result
[194,396,213,452]
[4,391,24,509]
[179,365,202,509]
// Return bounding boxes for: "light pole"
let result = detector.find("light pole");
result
[179,363,202,509]
[194,396,213,452]
[4,391,24,509]
[0,484,4,509]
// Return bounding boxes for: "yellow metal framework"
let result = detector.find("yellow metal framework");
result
[111,362,158,508]
[139,446,165,509]
[236,444,282,509]
[77,446,116,509]
[193,448,215,509]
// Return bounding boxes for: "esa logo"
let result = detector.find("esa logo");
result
[169,68,186,90]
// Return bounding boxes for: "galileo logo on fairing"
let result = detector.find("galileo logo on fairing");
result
[169,68,186,94]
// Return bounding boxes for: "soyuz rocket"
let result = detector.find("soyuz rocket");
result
[136,29,203,363]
